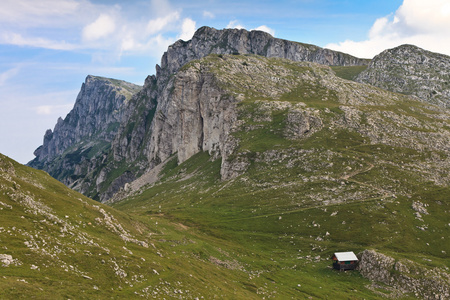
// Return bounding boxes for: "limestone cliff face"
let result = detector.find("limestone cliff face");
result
[356,44,450,108]
[144,64,237,167]
[108,26,369,195]
[111,75,158,163]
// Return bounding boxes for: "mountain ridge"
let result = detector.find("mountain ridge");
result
[158,26,369,80]
[28,26,371,201]
[27,27,450,204]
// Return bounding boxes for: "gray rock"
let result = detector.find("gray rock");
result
[0,254,18,267]
[28,76,142,199]
[30,75,141,164]
[356,44,450,108]
[358,250,450,299]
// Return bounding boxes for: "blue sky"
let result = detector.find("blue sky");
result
[1,0,449,164]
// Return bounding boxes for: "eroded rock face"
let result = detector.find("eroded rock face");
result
[285,108,322,139]
[357,250,450,299]
[356,44,450,108]
[145,65,237,167]
[28,27,371,202]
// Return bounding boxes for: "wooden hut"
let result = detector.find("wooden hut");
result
[331,252,358,271]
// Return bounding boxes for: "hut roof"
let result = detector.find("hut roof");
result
[334,252,358,261]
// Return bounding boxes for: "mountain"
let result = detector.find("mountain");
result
[112,53,450,298]
[28,75,142,201]
[28,26,369,202]
[14,26,450,298]
[157,26,369,80]
[356,44,450,108]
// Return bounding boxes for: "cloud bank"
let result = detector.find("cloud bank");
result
[326,0,450,58]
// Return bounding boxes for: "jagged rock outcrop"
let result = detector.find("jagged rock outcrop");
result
[158,26,369,81]
[28,76,142,199]
[29,75,141,166]
[111,75,158,163]
[358,250,450,299]
[29,26,366,202]
[119,26,369,165]
[356,44,450,108]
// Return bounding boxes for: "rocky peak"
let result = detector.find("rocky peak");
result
[356,44,450,108]
[157,26,369,80]
[29,75,141,166]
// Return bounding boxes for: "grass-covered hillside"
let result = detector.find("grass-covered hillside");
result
[111,55,450,299]
[3,53,449,299]
[3,153,286,299]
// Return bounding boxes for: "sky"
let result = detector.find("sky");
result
[1,0,449,164]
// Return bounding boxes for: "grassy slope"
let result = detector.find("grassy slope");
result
[113,151,449,298]
[112,56,450,298]
[3,55,448,299]
[331,65,368,81]
[1,154,266,299]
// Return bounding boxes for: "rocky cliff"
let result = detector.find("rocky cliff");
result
[356,44,450,108]
[29,27,369,202]
[91,27,371,201]
[115,53,449,198]
[30,75,141,166]
[116,27,370,168]
[28,75,142,199]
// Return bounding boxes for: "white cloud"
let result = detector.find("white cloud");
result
[226,21,275,37]
[82,14,117,42]
[326,0,450,58]
[0,0,198,60]
[178,18,196,41]
[146,12,180,35]
[226,20,245,30]
[0,32,78,50]
[252,25,275,37]
[0,0,82,26]
[203,11,215,19]
[0,67,20,86]
[395,0,450,34]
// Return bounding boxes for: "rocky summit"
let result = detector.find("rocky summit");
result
[12,26,450,298]
[356,44,450,108]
